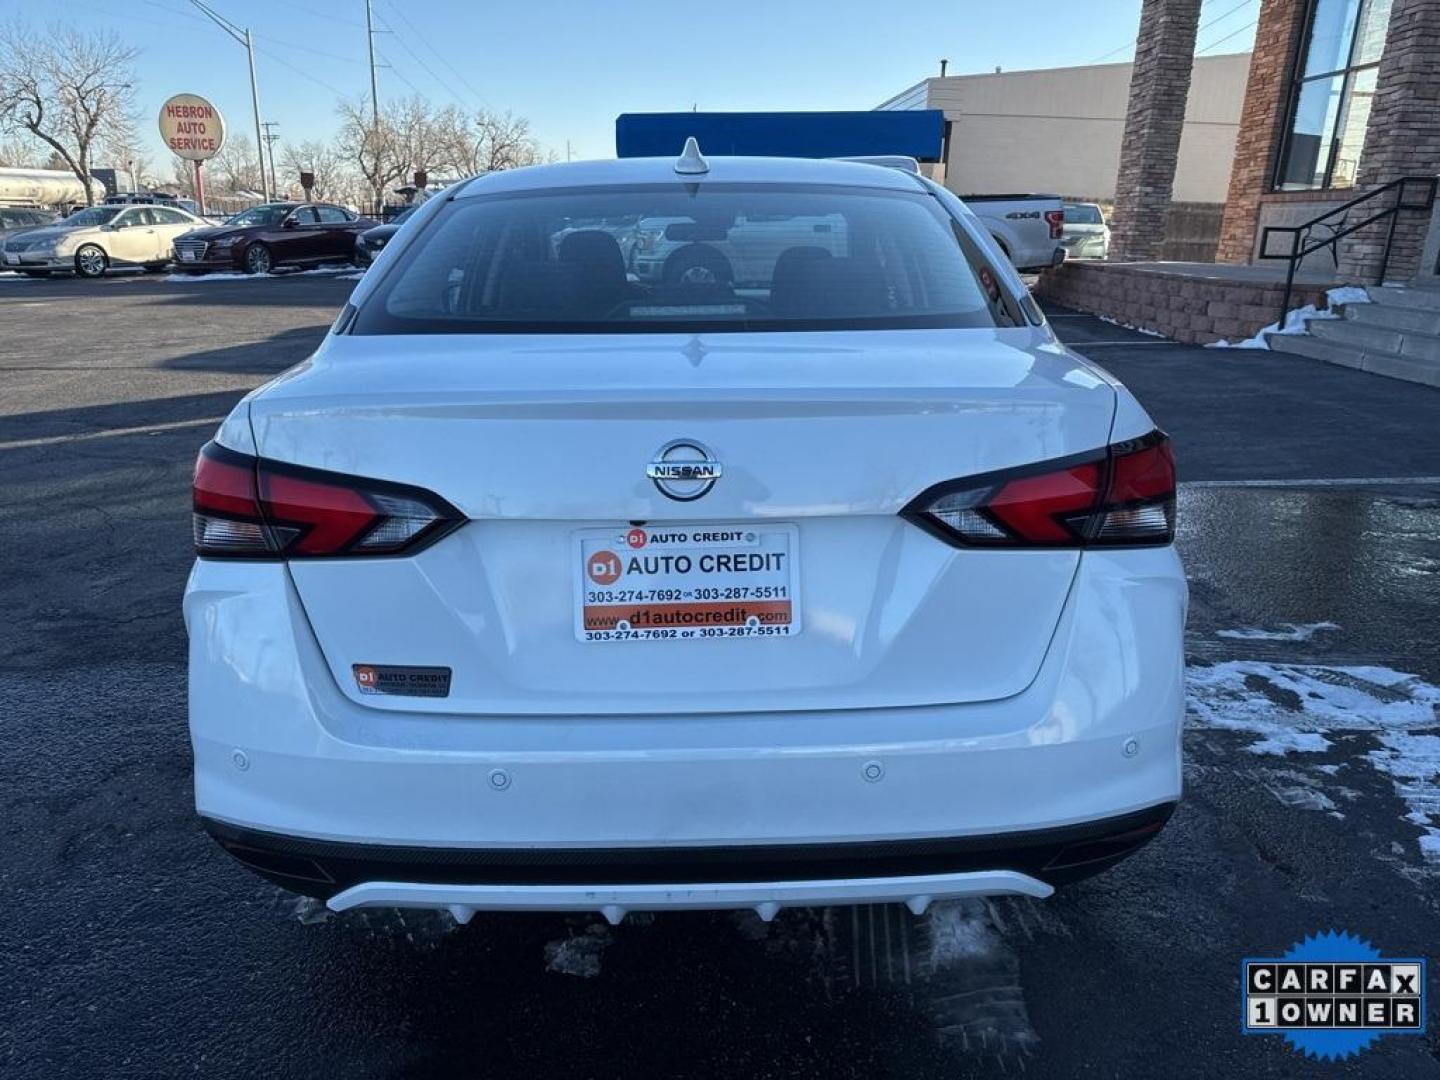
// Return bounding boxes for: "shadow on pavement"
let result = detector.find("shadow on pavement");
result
[162,324,327,375]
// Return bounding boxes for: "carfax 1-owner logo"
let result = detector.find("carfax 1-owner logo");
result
[1243,930,1427,1060]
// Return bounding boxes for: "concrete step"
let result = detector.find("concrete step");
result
[1268,329,1440,387]
[1344,299,1440,335]
[1369,285,1440,312]
[1266,332,1366,369]
[1309,317,1404,354]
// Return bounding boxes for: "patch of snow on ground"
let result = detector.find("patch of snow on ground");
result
[164,266,357,283]
[1368,733,1440,863]
[1096,313,1166,338]
[1206,287,1369,350]
[1216,621,1338,642]
[1248,732,1332,756]
[1188,661,1440,866]
[1264,781,1339,813]
[543,922,613,978]
[1206,302,1338,350]
[926,898,1000,964]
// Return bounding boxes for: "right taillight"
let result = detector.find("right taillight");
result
[193,442,463,558]
[904,431,1175,548]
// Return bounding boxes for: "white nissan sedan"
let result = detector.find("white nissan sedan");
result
[186,145,1186,924]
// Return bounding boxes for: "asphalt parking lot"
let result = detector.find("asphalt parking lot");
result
[3,273,1439,1078]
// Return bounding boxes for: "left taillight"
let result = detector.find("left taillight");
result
[192,442,463,558]
[903,431,1176,549]
[1044,208,1065,239]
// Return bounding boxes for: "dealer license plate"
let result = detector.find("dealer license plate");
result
[3,252,18,266]
[178,250,196,261]
[574,523,799,643]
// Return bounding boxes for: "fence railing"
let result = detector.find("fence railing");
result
[1257,175,1437,326]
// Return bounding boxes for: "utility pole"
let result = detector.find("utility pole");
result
[188,1,271,201]
[366,0,380,128]
[261,121,281,197]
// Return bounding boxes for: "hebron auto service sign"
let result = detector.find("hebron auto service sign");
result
[159,94,225,161]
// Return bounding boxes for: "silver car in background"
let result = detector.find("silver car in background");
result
[1061,202,1109,260]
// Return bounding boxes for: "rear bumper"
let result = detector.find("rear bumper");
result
[186,544,1187,911]
[203,802,1175,916]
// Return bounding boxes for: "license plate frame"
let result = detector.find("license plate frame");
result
[573,523,800,643]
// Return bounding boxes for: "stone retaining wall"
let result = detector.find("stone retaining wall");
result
[1034,262,1334,345]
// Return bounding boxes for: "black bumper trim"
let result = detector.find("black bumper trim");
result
[202,803,1176,900]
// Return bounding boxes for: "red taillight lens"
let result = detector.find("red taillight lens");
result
[906,432,1175,548]
[1044,209,1065,239]
[192,442,463,558]
[193,444,272,555]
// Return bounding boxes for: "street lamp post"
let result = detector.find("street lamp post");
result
[187,0,270,202]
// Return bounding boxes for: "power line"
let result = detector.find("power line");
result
[254,33,366,65]
[376,16,468,103]
[1197,18,1259,53]
[1087,0,1256,65]
[1198,0,1257,35]
[283,0,366,28]
[252,44,351,99]
[376,52,425,97]
[379,0,491,110]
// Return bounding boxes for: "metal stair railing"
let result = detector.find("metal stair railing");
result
[1257,175,1437,327]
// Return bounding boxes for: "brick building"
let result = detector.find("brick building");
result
[1041,0,1440,347]
[1216,0,1440,282]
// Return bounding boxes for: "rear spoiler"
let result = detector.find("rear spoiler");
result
[831,155,921,175]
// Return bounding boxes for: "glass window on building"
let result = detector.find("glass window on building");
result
[1275,0,1392,190]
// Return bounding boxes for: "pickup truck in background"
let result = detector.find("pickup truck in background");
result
[959,194,1067,274]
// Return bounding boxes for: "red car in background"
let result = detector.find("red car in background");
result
[172,202,378,274]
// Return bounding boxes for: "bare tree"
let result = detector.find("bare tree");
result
[279,139,345,200]
[0,22,139,205]
[209,133,262,196]
[168,156,198,198]
[336,97,408,212]
[0,133,41,167]
[433,107,545,178]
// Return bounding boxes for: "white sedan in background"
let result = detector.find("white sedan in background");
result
[1061,202,1111,260]
[0,203,203,277]
[187,146,1185,925]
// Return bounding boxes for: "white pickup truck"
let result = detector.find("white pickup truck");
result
[625,183,1068,285]
[958,194,1067,274]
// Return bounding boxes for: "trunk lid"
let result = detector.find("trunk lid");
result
[251,328,1115,715]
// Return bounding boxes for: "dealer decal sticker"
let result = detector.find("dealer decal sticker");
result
[574,523,799,642]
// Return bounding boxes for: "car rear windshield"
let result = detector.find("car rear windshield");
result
[352,183,1021,335]
[1064,204,1103,225]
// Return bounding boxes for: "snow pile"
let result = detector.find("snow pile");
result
[1207,285,1371,350]
[543,922,613,978]
[1215,621,1338,642]
[1326,285,1371,306]
[1187,661,1440,864]
[926,899,1000,965]
[164,266,358,283]
[1097,313,1167,338]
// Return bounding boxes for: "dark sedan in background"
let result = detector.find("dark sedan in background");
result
[0,206,58,245]
[173,202,378,275]
[353,204,416,266]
